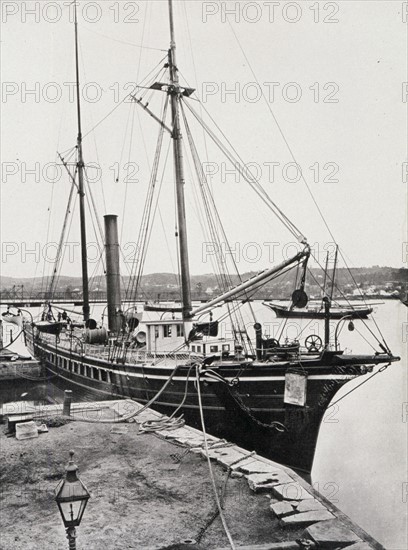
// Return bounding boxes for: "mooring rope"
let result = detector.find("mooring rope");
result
[195,365,236,550]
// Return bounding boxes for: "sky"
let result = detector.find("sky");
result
[0,0,407,280]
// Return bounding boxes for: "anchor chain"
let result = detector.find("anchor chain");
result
[226,384,287,432]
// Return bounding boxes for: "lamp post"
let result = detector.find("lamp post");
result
[55,451,90,550]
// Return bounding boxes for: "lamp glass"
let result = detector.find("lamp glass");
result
[59,500,83,524]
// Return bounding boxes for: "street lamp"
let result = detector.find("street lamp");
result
[55,451,90,550]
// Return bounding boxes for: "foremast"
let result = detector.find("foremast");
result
[74,2,90,322]
[168,0,192,321]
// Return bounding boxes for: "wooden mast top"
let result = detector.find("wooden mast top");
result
[167,0,192,320]
[74,2,90,321]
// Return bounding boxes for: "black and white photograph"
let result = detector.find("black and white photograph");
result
[0,1,407,549]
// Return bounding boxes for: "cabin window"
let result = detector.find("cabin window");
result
[177,325,184,337]
[72,362,77,374]
[100,369,107,382]
[222,344,230,352]
[196,345,201,353]
[92,367,99,380]
[210,345,218,353]
[163,325,172,338]
[63,358,68,369]
[80,364,85,376]
[86,366,92,378]
[191,346,196,352]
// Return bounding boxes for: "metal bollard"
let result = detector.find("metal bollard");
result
[63,390,73,416]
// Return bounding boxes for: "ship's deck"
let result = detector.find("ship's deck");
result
[32,330,201,367]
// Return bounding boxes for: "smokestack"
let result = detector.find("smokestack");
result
[104,215,122,333]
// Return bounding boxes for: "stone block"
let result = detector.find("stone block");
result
[236,459,279,474]
[296,499,326,513]
[270,501,295,518]
[112,400,140,417]
[271,482,314,501]
[15,421,39,441]
[342,543,373,550]
[37,424,48,433]
[280,510,335,527]
[7,413,34,434]
[215,543,303,550]
[305,519,361,547]
[248,472,294,493]
[215,448,249,468]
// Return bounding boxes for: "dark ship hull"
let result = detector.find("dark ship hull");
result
[25,326,388,474]
[265,302,373,319]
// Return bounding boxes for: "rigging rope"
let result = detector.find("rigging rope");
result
[195,365,236,550]
[182,99,304,242]
[327,363,390,409]
[47,180,76,300]
[221,17,390,352]
[126,97,170,302]
[181,102,256,352]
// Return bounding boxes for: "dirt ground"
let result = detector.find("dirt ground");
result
[0,415,304,550]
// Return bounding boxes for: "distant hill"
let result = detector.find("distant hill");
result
[1,266,406,301]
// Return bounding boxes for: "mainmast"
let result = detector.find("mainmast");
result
[74,3,90,321]
[167,0,192,320]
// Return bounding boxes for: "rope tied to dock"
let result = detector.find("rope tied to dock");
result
[195,364,237,550]
[138,416,185,433]
[63,365,183,424]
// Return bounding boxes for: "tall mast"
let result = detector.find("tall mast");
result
[74,3,90,321]
[330,245,339,301]
[168,0,192,320]
[322,251,329,301]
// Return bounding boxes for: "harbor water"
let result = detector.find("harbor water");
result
[1,300,406,549]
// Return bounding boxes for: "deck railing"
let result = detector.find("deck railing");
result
[35,331,195,366]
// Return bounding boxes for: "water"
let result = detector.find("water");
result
[1,300,406,548]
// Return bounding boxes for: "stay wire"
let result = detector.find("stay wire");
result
[224,17,390,350]
[327,363,390,410]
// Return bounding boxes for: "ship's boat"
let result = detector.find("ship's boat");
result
[264,301,373,319]
[2,310,23,328]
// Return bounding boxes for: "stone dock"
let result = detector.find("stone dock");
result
[0,357,42,381]
[0,399,384,550]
